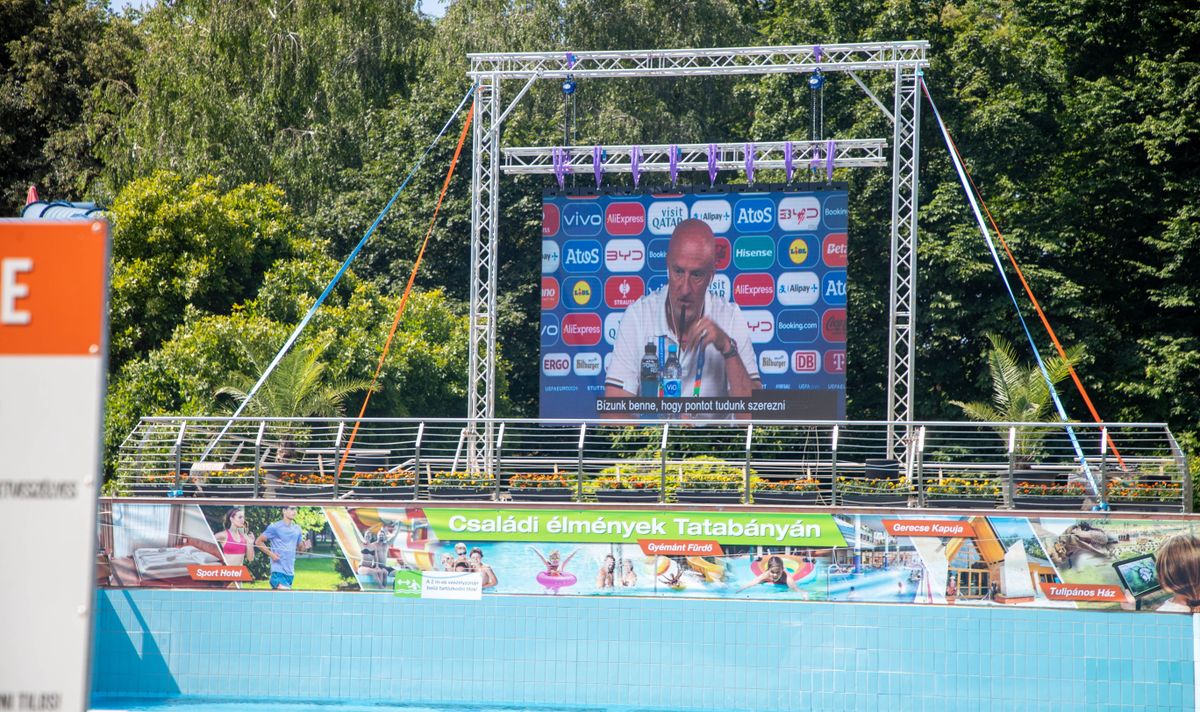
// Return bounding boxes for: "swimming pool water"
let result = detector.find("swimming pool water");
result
[91,699,682,712]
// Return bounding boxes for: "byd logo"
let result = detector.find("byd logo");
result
[562,313,602,346]
[741,310,776,344]
[561,202,604,237]
[604,238,646,272]
[605,202,646,236]
[733,273,775,307]
[777,196,821,231]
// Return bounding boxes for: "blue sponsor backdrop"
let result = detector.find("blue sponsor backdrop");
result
[540,186,849,419]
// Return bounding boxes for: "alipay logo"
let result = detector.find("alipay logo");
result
[776,272,820,306]
[690,199,732,234]
[542,240,561,274]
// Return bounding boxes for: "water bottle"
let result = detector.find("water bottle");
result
[639,343,660,397]
[661,343,682,398]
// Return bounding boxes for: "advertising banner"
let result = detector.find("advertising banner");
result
[540,185,849,421]
[99,502,1200,614]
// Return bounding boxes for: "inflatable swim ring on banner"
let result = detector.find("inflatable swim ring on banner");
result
[750,555,816,585]
[536,571,577,593]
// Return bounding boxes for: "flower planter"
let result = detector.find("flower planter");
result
[276,484,335,499]
[1106,501,1181,513]
[427,486,494,501]
[837,492,910,507]
[673,489,744,504]
[349,485,415,499]
[1012,496,1086,511]
[752,490,822,505]
[923,496,999,509]
[594,488,661,503]
[194,482,256,498]
[508,486,574,502]
[126,483,197,497]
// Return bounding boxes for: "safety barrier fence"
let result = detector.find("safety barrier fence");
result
[113,417,1191,513]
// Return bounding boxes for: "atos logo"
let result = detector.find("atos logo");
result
[647,238,669,272]
[758,349,789,375]
[604,238,646,272]
[823,193,849,230]
[566,277,601,310]
[540,314,560,347]
[561,239,602,273]
[542,203,560,237]
[778,235,818,269]
[647,275,668,294]
[824,349,846,374]
[714,237,731,270]
[707,274,731,301]
[561,202,604,237]
[733,235,774,270]
[541,277,560,310]
[647,200,688,235]
[822,271,847,307]
[573,352,603,377]
[603,312,624,346]
[690,199,732,234]
[542,352,571,377]
[776,309,820,344]
[822,308,847,342]
[542,240,560,274]
[733,197,775,232]
[823,233,848,267]
[776,272,820,306]
[562,313,602,346]
[733,273,775,307]
[605,276,645,309]
[605,202,646,236]
[777,196,821,231]
[742,309,776,344]
[792,350,820,374]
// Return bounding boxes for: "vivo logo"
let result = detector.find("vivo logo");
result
[561,202,604,237]
[540,314,560,347]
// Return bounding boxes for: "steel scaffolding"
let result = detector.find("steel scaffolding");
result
[466,42,929,466]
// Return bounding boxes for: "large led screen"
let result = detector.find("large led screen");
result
[540,185,849,421]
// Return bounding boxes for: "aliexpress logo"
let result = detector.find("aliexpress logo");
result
[562,313,602,346]
[604,202,646,236]
[732,273,775,307]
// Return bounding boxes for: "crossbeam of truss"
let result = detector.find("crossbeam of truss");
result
[469,42,928,79]
[501,139,887,175]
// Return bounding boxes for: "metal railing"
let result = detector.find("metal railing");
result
[113,416,1192,513]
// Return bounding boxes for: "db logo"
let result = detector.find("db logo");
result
[562,313,602,346]
[604,238,646,272]
[540,314,560,347]
[573,352,602,376]
[542,203,560,237]
[823,233,848,267]
[541,277,560,310]
[776,272,820,306]
[605,276,644,308]
[603,312,624,346]
[824,350,846,374]
[758,349,789,375]
[605,202,646,236]
[733,273,775,307]
[778,235,817,268]
[822,309,847,342]
[542,352,571,376]
[541,240,560,274]
[566,277,601,310]
[561,239,602,273]
[742,309,776,344]
[777,196,821,231]
[561,201,604,237]
[792,350,819,374]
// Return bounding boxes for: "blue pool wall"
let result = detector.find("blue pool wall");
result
[93,588,1194,712]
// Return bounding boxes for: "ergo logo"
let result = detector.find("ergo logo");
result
[604,238,646,272]
[542,352,571,376]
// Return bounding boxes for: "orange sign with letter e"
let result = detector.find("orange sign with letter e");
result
[0,220,107,355]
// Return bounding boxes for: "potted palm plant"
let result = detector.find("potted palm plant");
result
[427,471,494,501]
[752,477,822,505]
[508,472,574,502]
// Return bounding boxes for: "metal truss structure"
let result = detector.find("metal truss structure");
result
[466,42,929,467]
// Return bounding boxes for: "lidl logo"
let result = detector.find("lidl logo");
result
[605,202,646,236]
[561,239,602,273]
[604,238,646,273]
[824,349,846,373]
[742,309,776,344]
[603,312,624,346]
[561,201,604,237]
[733,273,775,307]
[605,276,644,309]
[542,203,560,237]
[733,236,774,270]
[690,199,732,234]
[648,200,688,235]
[758,349,789,375]
[707,274,731,301]
[647,238,669,272]
[567,277,601,310]
[542,240,560,274]
[542,352,571,376]
[792,350,820,374]
[733,197,775,232]
[823,192,849,230]
[822,271,847,306]
[778,235,818,269]
[541,277,560,310]
[540,314,560,347]
[562,313,602,346]
[776,309,820,344]
[823,233,848,267]
[776,272,820,306]
[822,308,847,342]
[777,196,821,231]
[573,352,602,377]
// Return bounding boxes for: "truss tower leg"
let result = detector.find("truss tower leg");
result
[468,76,501,473]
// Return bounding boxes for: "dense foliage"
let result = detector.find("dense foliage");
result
[5,0,1197,474]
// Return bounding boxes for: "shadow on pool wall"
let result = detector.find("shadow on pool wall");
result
[91,588,1193,712]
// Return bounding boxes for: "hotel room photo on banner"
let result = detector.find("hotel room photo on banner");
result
[540,185,849,421]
